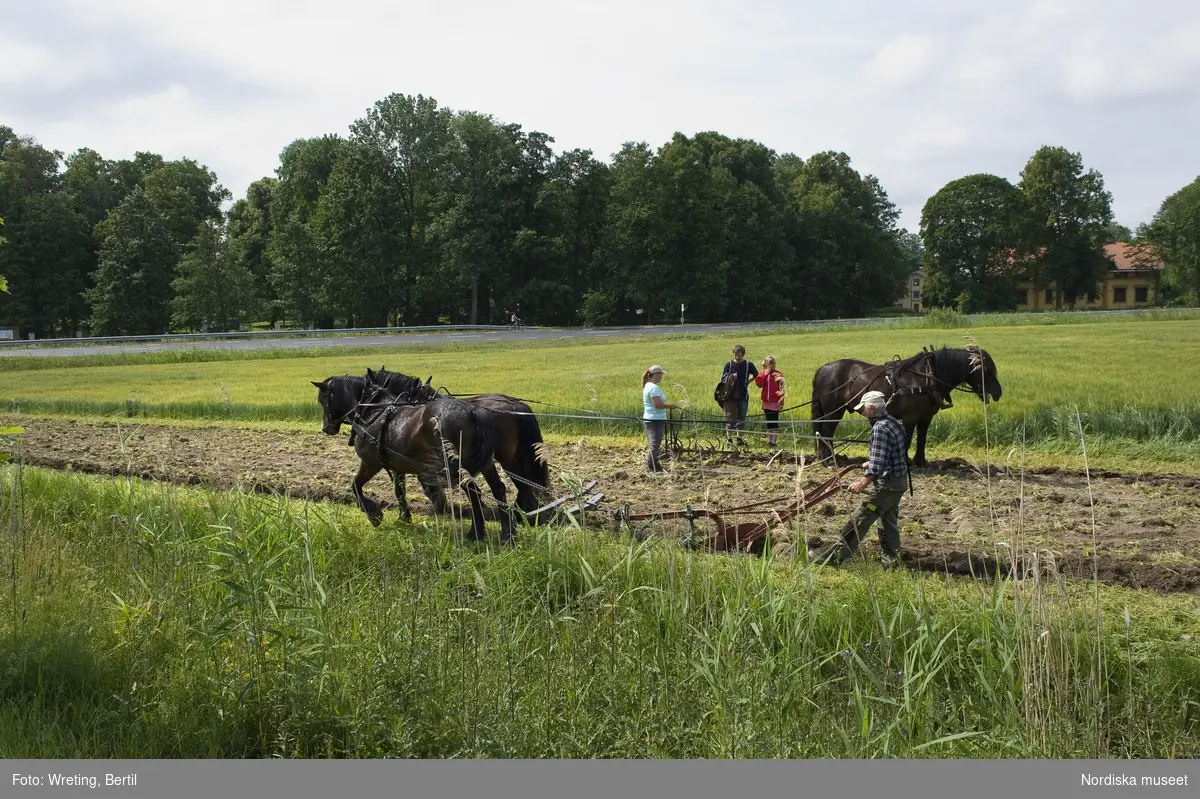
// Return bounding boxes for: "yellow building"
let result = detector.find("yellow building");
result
[896,268,925,312]
[1015,242,1163,311]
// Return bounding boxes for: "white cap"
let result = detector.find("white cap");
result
[854,390,887,411]
[647,365,666,375]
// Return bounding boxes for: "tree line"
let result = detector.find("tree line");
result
[918,148,1200,312]
[1,93,1197,338]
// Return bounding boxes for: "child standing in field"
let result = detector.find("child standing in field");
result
[755,355,786,449]
[720,345,758,446]
[641,365,677,473]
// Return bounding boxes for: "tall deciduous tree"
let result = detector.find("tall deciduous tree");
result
[428,112,527,324]
[171,221,254,332]
[86,188,178,335]
[227,177,279,324]
[782,151,907,318]
[1019,146,1114,308]
[0,192,93,336]
[1139,176,1200,303]
[920,174,1027,312]
[267,135,347,328]
[349,93,453,324]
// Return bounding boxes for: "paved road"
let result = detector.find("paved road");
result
[0,320,875,358]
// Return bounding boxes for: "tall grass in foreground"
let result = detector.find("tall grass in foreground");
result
[2,464,1197,759]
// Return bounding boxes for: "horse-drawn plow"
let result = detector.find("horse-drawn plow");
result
[519,465,857,556]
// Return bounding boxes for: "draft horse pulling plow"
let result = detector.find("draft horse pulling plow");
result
[312,368,604,540]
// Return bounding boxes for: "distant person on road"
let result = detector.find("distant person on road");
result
[754,355,786,449]
[720,345,758,446]
[642,365,678,473]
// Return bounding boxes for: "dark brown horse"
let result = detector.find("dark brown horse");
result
[810,345,1002,467]
[311,373,514,542]
[365,367,552,518]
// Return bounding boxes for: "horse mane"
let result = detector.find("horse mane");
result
[367,367,438,404]
[921,345,993,386]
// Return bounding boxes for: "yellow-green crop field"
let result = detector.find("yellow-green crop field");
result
[2,319,1199,461]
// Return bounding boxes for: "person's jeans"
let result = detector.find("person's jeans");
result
[818,474,907,562]
[724,395,749,435]
[644,420,666,472]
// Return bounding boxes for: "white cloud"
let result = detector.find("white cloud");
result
[7,0,1200,232]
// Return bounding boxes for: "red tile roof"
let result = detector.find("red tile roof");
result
[1105,241,1163,271]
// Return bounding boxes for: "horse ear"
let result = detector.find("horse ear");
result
[366,367,376,380]
[311,380,326,390]
[425,376,432,385]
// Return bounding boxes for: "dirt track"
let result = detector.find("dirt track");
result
[5,414,1200,595]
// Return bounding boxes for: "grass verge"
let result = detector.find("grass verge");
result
[2,465,1198,758]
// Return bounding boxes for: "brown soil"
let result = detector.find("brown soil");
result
[5,414,1200,596]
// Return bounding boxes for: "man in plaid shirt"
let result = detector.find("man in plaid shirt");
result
[809,390,909,568]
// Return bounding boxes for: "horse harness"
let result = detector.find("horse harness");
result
[882,351,953,411]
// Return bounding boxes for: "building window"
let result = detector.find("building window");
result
[1044,289,1054,304]
[912,290,920,300]
[1016,289,1028,306]
[1114,287,1127,303]
[1135,286,1148,303]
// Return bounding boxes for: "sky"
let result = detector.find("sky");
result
[4,0,1200,232]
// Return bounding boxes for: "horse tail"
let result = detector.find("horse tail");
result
[460,405,497,476]
[513,404,550,490]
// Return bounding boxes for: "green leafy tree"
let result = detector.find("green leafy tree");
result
[140,158,230,247]
[0,192,93,335]
[349,93,454,324]
[1019,146,1114,308]
[170,221,255,332]
[1105,221,1133,242]
[781,151,907,318]
[428,112,528,324]
[920,174,1027,312]
[1138,176,1200,303]
[226,177,279,325]
[85,188,178,335]
[597,142,666,323]
[267,136,347,328]
[310,140,404,326]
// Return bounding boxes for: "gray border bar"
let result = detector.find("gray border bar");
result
[2,759,1194,799]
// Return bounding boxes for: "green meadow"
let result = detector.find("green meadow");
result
[2,466,1198,758]
[2,318,1200,465]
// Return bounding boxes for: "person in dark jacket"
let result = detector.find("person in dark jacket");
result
[721,345,758,446]
[809,390,909,568]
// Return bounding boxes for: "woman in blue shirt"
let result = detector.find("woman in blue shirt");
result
[641,365,677,473]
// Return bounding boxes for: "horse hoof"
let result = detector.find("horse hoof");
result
[368,513,384,527]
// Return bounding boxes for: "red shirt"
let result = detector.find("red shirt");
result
[755,369,786,410]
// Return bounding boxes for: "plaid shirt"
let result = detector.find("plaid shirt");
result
[865,411,909,479]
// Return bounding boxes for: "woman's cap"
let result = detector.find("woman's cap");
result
[647,365,666,375]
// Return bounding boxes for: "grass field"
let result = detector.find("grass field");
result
[3,465,1198,758]
[3,319,1200,465]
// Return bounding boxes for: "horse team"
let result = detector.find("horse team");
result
[312,345,1002,541]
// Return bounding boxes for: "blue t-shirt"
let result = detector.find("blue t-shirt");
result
[643,383,667,420]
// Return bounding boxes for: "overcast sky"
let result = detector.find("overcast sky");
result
[4,0,1199,231]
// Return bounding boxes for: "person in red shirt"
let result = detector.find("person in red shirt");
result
[754,355,786,449]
